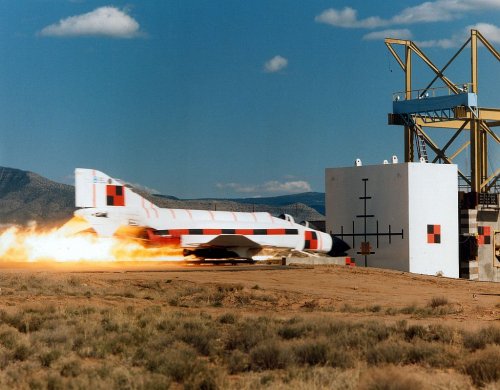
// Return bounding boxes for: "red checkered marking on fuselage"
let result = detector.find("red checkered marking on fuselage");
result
[106,185,125,206]
[304,230,318,250]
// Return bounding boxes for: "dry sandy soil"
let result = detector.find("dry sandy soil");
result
[0,262,498,389]
[124,264,498,327]
[5,262,497,326]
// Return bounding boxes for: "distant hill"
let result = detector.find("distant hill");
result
[0,167,75,226]
[209,192,326,215]
[0,167,325,226]
[147,193,324,223]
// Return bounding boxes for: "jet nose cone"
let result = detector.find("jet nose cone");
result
[328,236,350,257]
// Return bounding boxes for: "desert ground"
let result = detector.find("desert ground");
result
[0,262,498,389]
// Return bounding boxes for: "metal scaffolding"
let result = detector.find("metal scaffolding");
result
[385,29,499,200]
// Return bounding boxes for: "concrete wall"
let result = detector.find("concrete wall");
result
[326,163,409,272]
[407,164,459,278]
[459,197,499,282]
[326,162,459,278]
[477,208,500,282]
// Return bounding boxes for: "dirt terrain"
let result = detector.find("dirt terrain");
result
[0,263,498,389]
[5,263,497,326]
[123,264,497,327]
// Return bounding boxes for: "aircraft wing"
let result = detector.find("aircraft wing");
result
[200,234,262,249]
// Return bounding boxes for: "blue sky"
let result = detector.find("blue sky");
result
[0,1,499,198]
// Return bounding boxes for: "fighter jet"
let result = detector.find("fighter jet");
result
[73,168,347,261]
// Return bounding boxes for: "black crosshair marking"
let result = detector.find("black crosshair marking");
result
[332,178,404,267]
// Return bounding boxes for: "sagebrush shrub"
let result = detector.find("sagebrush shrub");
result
[463,346,500,386]
[250,342,291,370]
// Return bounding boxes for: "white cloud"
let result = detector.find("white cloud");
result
[392,0,500,24]
[216,180,311,195]
[39,6,141,38]
[416,37,460,48]
[216,183,257,194]
[263,180,312,193]
[416,23,500,48]
[125,182,160,194]
[391,1,465,24]
[264,55,288,73]
[363,29,413,41]
[316,1,500,29]
[470,22,500,43]
[315,7,387,28]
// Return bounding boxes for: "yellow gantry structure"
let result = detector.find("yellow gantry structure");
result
[385,30,499,197]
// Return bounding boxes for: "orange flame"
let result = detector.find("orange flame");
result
[0,224,184,264]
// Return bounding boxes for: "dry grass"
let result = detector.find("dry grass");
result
[359,366,425,390]
[0,272,497,389]
[463,346,500,387]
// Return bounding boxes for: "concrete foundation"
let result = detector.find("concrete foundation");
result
[285,256,355,266]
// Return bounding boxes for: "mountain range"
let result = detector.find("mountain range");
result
[0,167,326,227]
[196,192,326,215]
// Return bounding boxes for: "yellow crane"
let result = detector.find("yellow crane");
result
[386,29,499,204]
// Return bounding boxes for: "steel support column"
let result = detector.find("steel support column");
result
[471,30,481,193]
[405,44,413,162]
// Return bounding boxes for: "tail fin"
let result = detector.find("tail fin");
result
[75,168,129,208]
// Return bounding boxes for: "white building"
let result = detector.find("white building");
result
[325,162,459,278]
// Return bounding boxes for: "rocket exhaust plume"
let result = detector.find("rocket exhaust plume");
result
[0,218,184,264]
